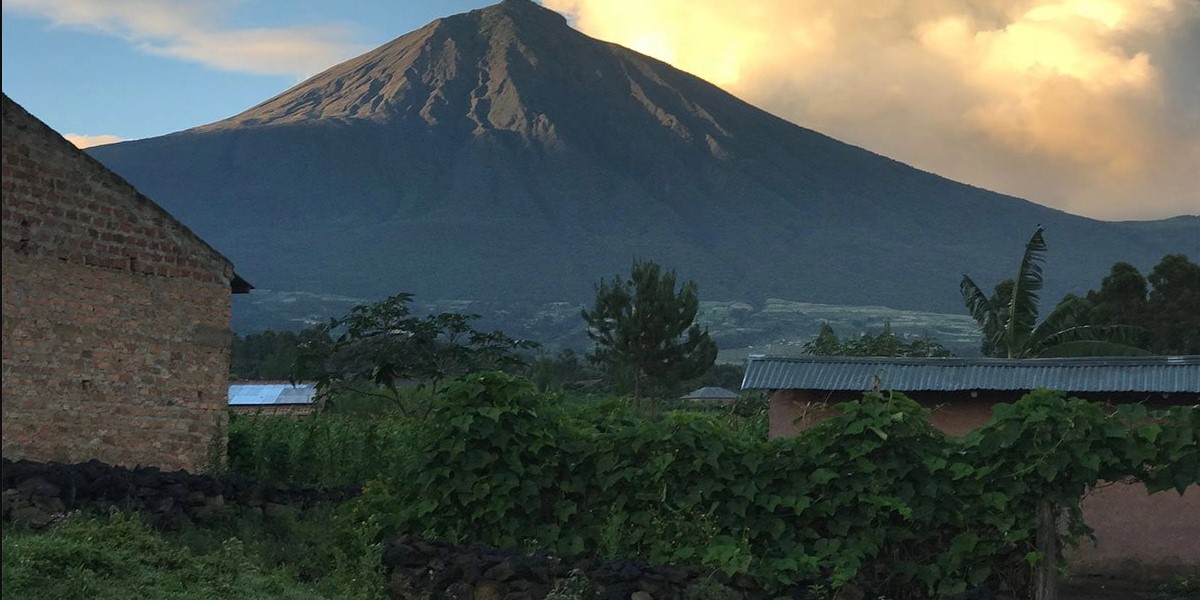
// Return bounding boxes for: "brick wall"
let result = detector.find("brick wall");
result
[230,404,316,418]
[2,94,240,472]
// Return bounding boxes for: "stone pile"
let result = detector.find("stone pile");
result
[1,457,359,530]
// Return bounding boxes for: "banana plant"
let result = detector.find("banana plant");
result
[960,227,1151,358]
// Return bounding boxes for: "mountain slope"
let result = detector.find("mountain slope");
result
[88,0,1199,329]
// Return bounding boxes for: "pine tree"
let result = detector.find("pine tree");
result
[582,260,718,400]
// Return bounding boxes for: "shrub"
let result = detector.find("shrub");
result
[223,371,1197,598]
[346,373,1197,598]
[1,512,326,600]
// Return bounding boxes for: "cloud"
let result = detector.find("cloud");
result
[2,0,368,78]
[546,0,1200,220]
[62,133,124,148]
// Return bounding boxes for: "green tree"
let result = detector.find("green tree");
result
[802,322,953,357]
[294,293,537,413]
[1085,262,1149,327]
[527,348,605,393]
[1145,254,1200,354]
[804,323,844,356]
[582,260,718,400]
[960,227,1150,358]
[231,327,331,380]
[1079,254,1200,355]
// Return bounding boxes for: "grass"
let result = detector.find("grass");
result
[1153,575,1200,600]
[1,507,386,600]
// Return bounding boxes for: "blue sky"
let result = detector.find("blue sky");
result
[2,1,493,141]
[2,0,1197,220]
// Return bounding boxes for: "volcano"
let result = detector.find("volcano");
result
[87,0,1199,330]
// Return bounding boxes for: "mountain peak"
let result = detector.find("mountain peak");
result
[480,0,566,21]
[195,0,750,152]
[446,0,570,36]
[198,0,581,131]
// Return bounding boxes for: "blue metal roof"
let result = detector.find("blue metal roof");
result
[228,383,317,406]
[741,355,1200,393]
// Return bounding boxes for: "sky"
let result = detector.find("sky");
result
[2,0,1197,221]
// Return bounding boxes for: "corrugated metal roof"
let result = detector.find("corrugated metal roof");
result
[228,383,317,406]
[741,355,1200,393]
[681,386,740,400]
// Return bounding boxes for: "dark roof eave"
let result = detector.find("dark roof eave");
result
[231,273,253,294]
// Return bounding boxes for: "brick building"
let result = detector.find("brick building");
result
[2,94,250,472]
[743,355,1200,577]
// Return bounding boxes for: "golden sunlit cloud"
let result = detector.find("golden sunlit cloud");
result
[3,0,368,78]
[63,133,123,148]
[546,0,1200,220]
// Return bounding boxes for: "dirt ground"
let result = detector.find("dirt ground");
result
[1061,575,1198,600]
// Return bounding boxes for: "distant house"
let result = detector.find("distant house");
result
[1,94,251,472]
[741,354,1200,577]
[742,355,1199,437]
[680,386,739,403]
[228,382,317,417]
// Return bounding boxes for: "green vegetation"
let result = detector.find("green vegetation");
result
[957,231,1197,358]
[233,250,1194,373]
[704,299,982,361]
[801,321,952,357]
[166,246,1198,600]
[527,347,746,399]
[226,411,417,487]
[7,373,1196,599]
[544,569,590,600]
[961,227,1151,358]
[526,348,607,393]
[293,292,537,413]
[582,260,718,400]
[1083,254,1200,355]
[1,507,382,600]
[1152,575,1199,600]
[335,372,1194,597]
[231,327,331,381]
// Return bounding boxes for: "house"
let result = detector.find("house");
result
[1,94,251,472]
[228,382,317,417]
[680,386,739,403]
[741,354,1200,577]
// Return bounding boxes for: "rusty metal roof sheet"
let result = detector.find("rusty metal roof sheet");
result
[740,355,1200,393]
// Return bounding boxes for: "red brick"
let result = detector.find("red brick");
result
[2,95,240,472]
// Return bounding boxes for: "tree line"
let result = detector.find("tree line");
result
[960,227,1198,357]
[232,233,1198,410]
[230,261,730,410]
